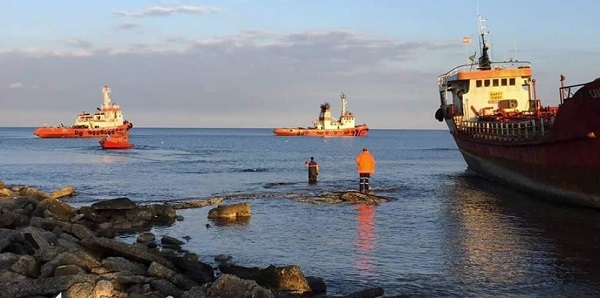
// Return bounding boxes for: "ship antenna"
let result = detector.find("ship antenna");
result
[477,15,491,70]
[102,85,112,108]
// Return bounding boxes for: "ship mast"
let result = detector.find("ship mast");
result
[102,85,112,108]
[477,15,491,70]
[340,92,347,118]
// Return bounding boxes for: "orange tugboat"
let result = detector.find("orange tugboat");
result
[34,85,133,138]
[273,93,369,137]
[99,131,134,149]
[435,15,600,208]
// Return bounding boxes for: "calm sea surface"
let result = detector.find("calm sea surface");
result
[2,127,600,296]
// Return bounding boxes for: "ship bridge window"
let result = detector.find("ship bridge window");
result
[501,78,508,86]
[476,80,482,87]
[484,80,491,87]
[509,78,516,85]
[493,79,499,86]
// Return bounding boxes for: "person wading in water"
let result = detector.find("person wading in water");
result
[305,157,320,184]
[355,148,376,192]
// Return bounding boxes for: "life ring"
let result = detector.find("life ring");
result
[128,123,133,129]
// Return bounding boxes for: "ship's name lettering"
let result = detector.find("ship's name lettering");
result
[589,88,600,99]
[489,92,503,100]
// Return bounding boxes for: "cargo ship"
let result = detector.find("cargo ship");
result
[273,93,369,137]
[34,85,133,138]
[435,16,600,208]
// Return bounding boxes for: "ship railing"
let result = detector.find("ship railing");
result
[455,117,552,142]
[438,61,531,87]
[559,82,588,104]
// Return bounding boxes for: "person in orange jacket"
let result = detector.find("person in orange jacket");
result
[355,148,376,192]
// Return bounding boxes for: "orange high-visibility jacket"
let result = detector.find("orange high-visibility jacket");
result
[355,150,376,174]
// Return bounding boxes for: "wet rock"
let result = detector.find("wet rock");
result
[342,287,385,298]
[50,186,76,200]
[207,202,251,219]
[92,197,136,210]
[167,197,223,210]
[306,276,327,294]
[137,232,156,244]
[153,205,177,223]
[214,254,233,265]
[161,235,184,245]
[95,222,116,239]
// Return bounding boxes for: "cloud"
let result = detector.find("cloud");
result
[60,38,93,49]
[116,22,142,31]
[113,5,221,18]
[8,82,22,89]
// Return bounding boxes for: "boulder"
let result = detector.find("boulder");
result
[171,255,215,285]
[91,197,136,210]
[50,186,76,199]
[207,202,251,219]
[219,264,310,294]
[17,186,51,200]
[10,255,41,278]
[33,199,76,222]
[102,257,147,275]
[54,264,85,276]
[80,237,174,269]
[0,228,21,252]
[161,236,184,245]
[202,274,274,298]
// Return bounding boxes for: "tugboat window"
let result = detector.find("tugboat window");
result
[484,80,491,87]
[476,80,482,87]
[509,78,516,85]
[501,78,508,86]
[493,79,499,86]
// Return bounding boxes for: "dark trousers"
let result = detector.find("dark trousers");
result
[359,173,370,191]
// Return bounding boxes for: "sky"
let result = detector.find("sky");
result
[1,0,599,129]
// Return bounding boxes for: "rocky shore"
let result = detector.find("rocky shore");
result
[0,181,394,298]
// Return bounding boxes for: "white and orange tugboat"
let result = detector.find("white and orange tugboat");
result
[273,93,369,137]
[99,131,134,149]
[34,85,133,138]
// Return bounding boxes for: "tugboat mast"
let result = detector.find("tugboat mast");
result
[102,85,112,108]
[477,15,491,70]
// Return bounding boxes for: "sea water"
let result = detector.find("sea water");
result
[2,127,600,296]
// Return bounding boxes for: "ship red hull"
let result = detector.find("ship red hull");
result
[454,134,600,207]
[446,78,600,208]
[273,125,369,137]
[34,123,133,138]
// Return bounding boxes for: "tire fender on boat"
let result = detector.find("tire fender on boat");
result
[78,131,83,137]
[435,108,444,122]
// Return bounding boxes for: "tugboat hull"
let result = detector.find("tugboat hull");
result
[273,125,369,137]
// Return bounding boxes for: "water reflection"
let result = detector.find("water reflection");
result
[209,216,251,227]
[442,173,600,294]
[354,204,375,277]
